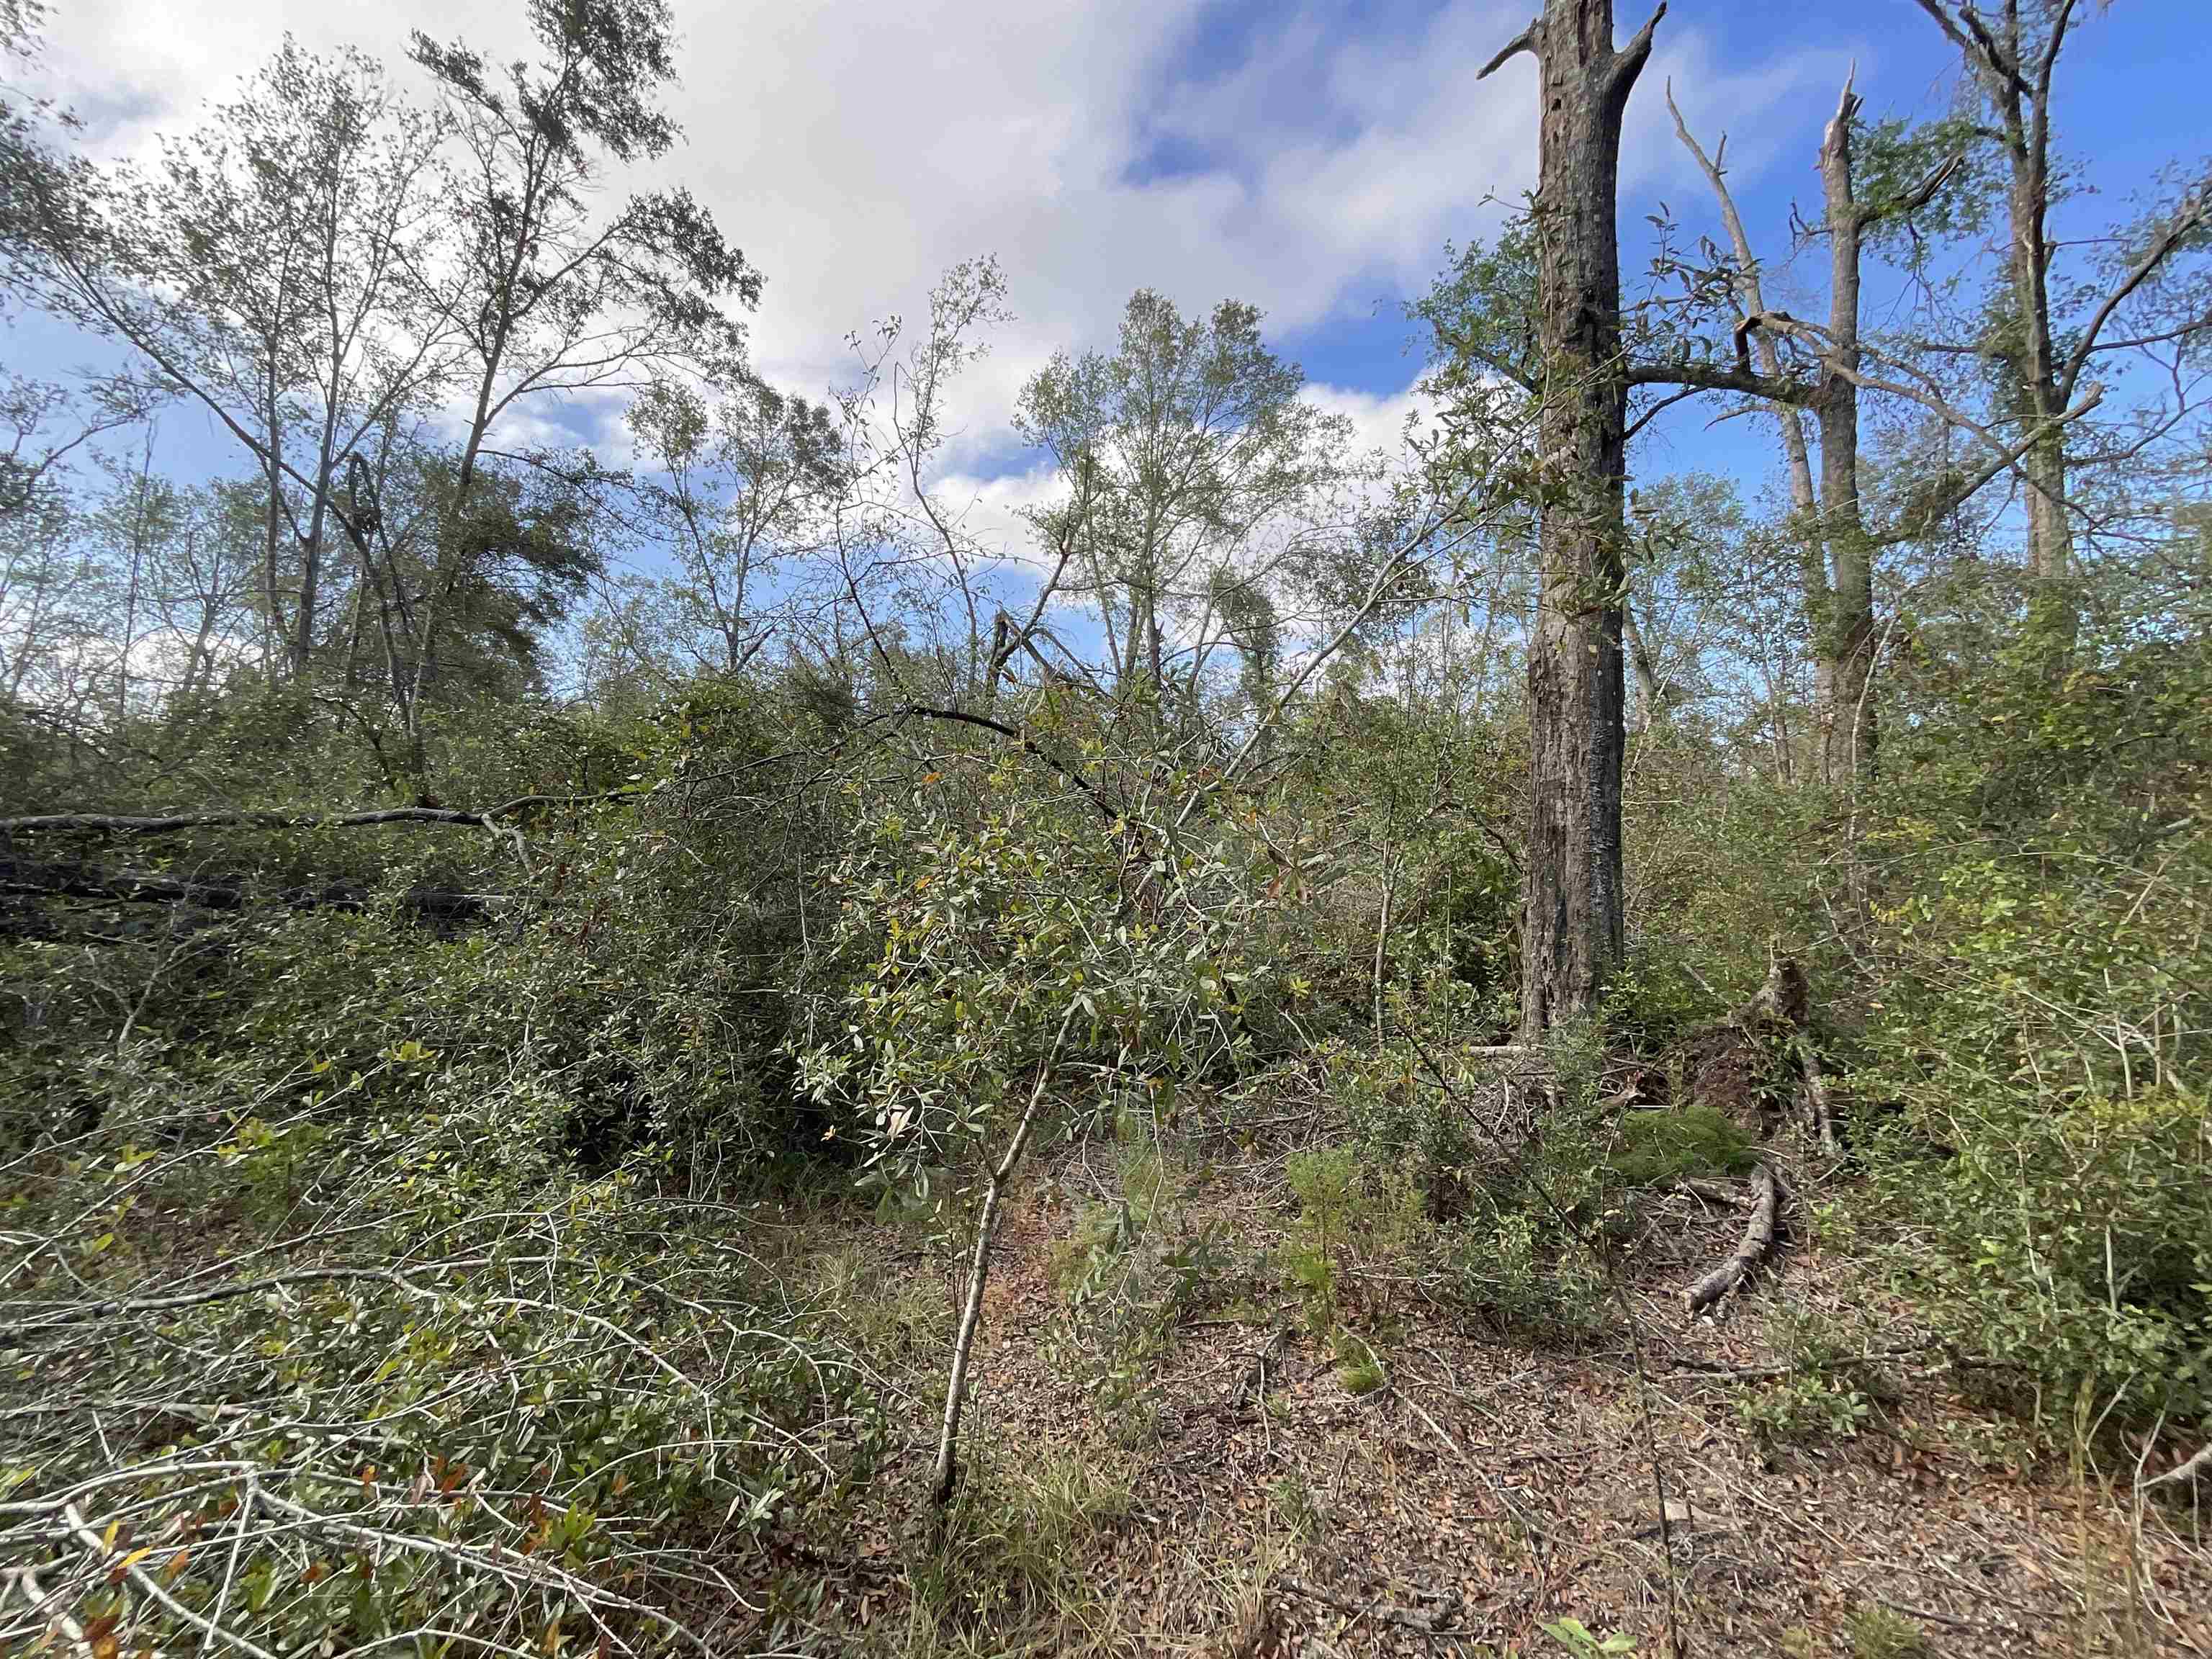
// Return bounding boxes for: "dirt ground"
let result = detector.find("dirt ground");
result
[760,1129,2212,1659]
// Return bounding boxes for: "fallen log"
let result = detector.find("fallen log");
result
[0,856,504,925]
[0,786,648,841]
[1794,1032,1840,1156]
[1683,1159,1780,1315]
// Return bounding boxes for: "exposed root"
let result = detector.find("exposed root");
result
[1683,1160,1781,1316]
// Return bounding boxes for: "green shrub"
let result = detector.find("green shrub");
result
[1736,1373,1871,1448]
[1848,1603,1932,1659]
[1856,622,2212,1447]
[1282,1142,1422,1336]
[1448,1207,1611,1346]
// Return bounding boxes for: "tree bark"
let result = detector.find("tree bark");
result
[1481,1,1663,1039]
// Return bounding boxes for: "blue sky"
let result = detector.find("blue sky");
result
[13,0,2209,549]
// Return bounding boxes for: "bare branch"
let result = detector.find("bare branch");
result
[1684,1161,1781,1314]
[2059,192,2210,401]
[1627,356,1815,406]
[1887,150,1964,222]
[1606,3,1669,99]
[894,705,1118,824]
[1477,15,1542,80]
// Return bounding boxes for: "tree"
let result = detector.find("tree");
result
[1016,290,1345,712]
[625,373,843,678]
[1477,0,1664,1038]
[407,0,759,508]
[1663,78,1961,787]
[1910,0,2208,652]
[8,40,452,673]
[339,433,602,783]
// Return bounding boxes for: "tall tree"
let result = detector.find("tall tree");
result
[1913,0,2209,654]
[408,0,759,508]
[1478,0,1664,1038]
[1665,78,1960,787]
[7,41,452,673]
[377,0,758,774]
[1016,289,1342,711]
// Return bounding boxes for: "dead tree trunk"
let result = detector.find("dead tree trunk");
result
[1812,82,1879,791]
[1668,75,1966,796]
[1480,0,1664,1040]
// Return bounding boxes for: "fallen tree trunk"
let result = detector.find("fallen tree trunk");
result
[0,786,646,842]
[1683,1159,1780,1314]
[0,856,504,925]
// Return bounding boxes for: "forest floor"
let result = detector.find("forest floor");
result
[752,1125,2212,1659]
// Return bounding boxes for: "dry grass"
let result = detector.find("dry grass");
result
[759,1115,2212,1659]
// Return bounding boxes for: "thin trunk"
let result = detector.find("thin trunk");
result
[116,435,156,726]
[262,397,286,674]
[1374,856,1395,1041]
[1671,84,1872,786]
[1932,0,2076,652]
[1481,0,1662,1039]
[1815,83,1878,789]
[1624,596,1663,731]
[2006,3,2075,651]
[934,1010,1075,1505]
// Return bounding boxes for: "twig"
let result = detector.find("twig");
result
[65,1499,282,1659]
[932,1007,1077,1503]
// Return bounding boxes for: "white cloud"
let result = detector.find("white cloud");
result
[1305,380,1428,459]
[916,459,1064,567]
[22,0,1840,481]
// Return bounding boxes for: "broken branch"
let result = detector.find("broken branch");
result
[1684,1160,1781,1315]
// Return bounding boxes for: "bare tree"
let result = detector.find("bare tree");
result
[1478,0,1664,1038]
[1664,78,1959,787]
